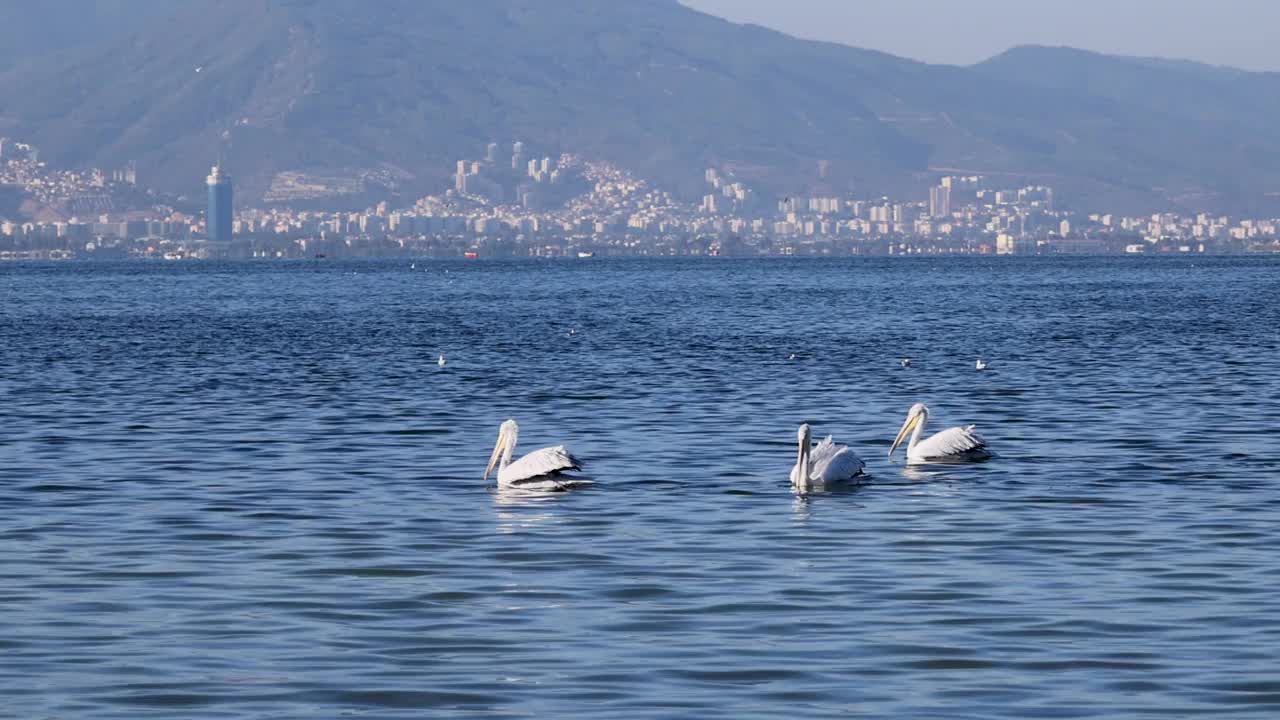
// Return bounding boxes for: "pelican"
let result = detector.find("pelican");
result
[889,403,990,465]
[975,358,988,371]
[790,424,865,491]
[437,354,446,368]
[484,419,588,491]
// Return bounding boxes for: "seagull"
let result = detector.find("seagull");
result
[484,419,589,491]
[975,358,988,371]
[567,328,577,337]
[788,353,798,360]
[790,423,865,492]
[437,354,446,368]
[889,403,991,465]
[900,357,912,368]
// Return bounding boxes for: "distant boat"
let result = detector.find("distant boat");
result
[577,251,595,258]
[464,251,479,259]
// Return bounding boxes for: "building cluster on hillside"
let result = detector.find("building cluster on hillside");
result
[0,139,137,217]
[4,138,1280,260]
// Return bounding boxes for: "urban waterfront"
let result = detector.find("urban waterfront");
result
[7,139,1280,261]
[3,256,1279,718]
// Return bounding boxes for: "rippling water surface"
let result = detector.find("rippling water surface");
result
[3,257,1280,718]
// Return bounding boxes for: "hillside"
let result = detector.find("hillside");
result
[0,1,178,71]
[973,46,1280,212]
[1,1,1278,212]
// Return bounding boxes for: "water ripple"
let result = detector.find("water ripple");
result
[2,257,1280,718]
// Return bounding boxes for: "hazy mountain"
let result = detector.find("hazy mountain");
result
[973,46,1280,213]
[0,1,179,71]
[1,0,1277,212]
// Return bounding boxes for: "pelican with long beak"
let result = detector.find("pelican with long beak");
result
[790,423,865,491]
[484,419,588,491]
[889,403,990,465]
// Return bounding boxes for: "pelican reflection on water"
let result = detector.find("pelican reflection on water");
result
[889,403,991,465]
[790,423,866,492]
[484,419,590,492]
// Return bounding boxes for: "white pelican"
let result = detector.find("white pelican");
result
[484,419,588,491]
[975,358,988,371]
[889,403,990,465]
[437,354,446,368]
[790,424,865,491]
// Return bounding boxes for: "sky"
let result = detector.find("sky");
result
[680,0,1280,72]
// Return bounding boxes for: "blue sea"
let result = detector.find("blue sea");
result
[3,257,1279,718]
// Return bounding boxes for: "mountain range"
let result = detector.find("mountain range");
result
[1,0,1278,213]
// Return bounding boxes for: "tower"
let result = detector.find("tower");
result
[206,165,233,242]
[929,184,951,219]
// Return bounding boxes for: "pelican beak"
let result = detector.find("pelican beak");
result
[889,414,919,460]
[484,427,507,482]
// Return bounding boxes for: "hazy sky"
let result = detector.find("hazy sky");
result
[681,0,1280,72]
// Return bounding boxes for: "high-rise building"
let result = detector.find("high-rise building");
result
[206,165,233,242]
[929,183,951,218]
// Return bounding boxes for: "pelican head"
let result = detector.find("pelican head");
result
[889,403,929,460]
[797,422,813,454]
[795,423,813,481]
[484,419,520,481]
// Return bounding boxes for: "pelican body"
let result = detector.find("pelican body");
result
[484,419,587,491]
[790,424,865,491]
[889,403,990,465]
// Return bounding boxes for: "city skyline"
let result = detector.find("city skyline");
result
[3,138,1279,261]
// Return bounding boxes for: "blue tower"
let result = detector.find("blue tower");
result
[206,164,233,242]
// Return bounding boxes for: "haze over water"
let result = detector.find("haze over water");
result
[3,257,1280,718]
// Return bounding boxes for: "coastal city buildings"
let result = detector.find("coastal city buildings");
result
[2,138,1280,260]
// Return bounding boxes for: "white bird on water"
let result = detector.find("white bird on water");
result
[790,424,865,492]
[900,357,912,368]
[484,419,589,491]
[437,354,446,368]
[975,358,988,371]
[889,403,991,465]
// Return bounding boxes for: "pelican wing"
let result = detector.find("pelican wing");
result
[914,425,988,461]
[500,445,582,485]
[808,436,841,467]
[808,436,866,483]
